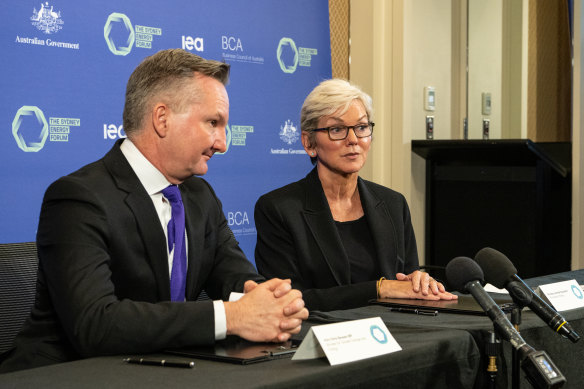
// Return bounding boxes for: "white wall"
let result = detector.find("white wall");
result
[468,0,503,139]
[573,0,584,270]
[351,0,454,264]
[350,0,583,270]
[404,0,453,140]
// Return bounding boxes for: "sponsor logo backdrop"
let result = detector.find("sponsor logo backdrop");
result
[1,0,331,266]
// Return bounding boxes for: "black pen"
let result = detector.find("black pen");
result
[123,357,195,368]
[388,307,438,316]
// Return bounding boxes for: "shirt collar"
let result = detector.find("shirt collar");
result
[120,138,170,195]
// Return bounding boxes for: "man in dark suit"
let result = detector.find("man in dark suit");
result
[0,49,307,373]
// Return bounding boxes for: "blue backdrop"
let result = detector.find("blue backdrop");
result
[1,0,332,266]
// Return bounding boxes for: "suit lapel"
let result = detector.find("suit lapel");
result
[104,140,170,300]
[302,169,351,285]
[358,178,399,277]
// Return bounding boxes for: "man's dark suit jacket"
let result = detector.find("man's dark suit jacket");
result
[255,168,419,312]
[0,140,262,373]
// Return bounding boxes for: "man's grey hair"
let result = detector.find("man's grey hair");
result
[123,48,230,136]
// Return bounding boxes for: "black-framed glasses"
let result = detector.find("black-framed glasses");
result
[312,122,374,140]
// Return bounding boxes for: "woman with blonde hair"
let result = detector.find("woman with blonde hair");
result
[254,79,456,311]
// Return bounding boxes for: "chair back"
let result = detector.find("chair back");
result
[0,242,38,354]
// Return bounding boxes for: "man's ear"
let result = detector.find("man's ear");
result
[152,103,168,138]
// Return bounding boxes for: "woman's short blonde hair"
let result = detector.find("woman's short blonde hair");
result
[300,79,373,163]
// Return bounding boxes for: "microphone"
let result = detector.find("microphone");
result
[446,256,566,388]
[475,247,580,343]
[445,256,529,350]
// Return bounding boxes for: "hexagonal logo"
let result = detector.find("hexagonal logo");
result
[216,124,231,155]
[104,12,135,56]
[12,106,48,152]
[276,37,298,74]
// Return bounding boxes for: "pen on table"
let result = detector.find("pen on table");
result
[123,357,195,368]
[388,307,438,316]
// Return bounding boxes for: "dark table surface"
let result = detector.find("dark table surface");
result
[1,270,582,389]
[312,269,584,388]
[0,325,479,389]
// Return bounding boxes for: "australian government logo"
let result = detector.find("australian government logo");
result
[104,12,162,56]
[31,2,63,34]
[12,106,81,152]
[15,2,79,49]
[279,119,299,144]
[276,37,318,74]
[271,120,306,155]
[221,35,264,65]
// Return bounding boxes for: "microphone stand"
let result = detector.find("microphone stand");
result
[485,331,501,389]
[510,306,523,389]
[500,304,565,389]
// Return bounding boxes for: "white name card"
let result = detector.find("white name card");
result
[537,280,584,312]
[292,317,401,365]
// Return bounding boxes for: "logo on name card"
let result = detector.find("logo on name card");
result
[369,325,388,344]
[276,37,318,74]
[572,285,583,299]
[31,2,63,34]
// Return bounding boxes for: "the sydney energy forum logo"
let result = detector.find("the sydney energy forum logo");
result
[216,124,254,155]
[12,106,80,152]
[276,37,318,74]
[104,12,162,56]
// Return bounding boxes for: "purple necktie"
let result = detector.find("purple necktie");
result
[162,185,187,302]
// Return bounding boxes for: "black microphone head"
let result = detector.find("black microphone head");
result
[474,247,517,288]
[445,256,485,293]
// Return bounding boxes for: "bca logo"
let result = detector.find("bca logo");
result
[222,36,243,51]
[182,35,204,52]
[227,211,249,226]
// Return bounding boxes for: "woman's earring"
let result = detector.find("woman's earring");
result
[311,152,315,156]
